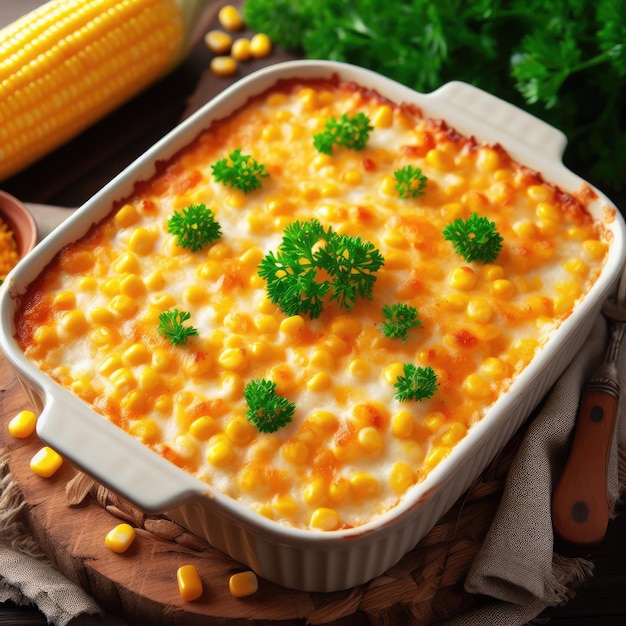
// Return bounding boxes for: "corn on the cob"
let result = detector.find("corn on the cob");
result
[0,0,207,181]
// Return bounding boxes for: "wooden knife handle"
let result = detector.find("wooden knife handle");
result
[552,384,618,556]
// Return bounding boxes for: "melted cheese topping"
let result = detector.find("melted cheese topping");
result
[16,78,609,531]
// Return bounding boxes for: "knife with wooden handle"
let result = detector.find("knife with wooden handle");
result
[552,278,626,556]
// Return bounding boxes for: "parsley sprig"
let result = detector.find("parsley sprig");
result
[313,112,373,154]
[211,148,269,193]
[167,203,221,252]
[157,309,199,346]
[244,379,295,433]
[380,304,422,342]
[443,213,503,264]
[394,364,439,402]
[394,165,428,199]
[258,219,385,318]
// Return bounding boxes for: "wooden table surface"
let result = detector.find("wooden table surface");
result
[1,1,625,625]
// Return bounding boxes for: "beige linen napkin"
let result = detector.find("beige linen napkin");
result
[447,313,625,625]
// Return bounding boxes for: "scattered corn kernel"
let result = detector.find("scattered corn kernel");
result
[229,571,259,597]
[231,37,251,61]
[30,446,63,478]
[8,410,37,438]
[177,564,203,601]
[204,29,233,54]
[309,507,340,531]
[250,33,272,58]
[105,523,136,553]
[210,56,237,77]
[218,5,244,31]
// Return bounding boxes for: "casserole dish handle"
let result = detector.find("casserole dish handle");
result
[36,393,206,513]
[427,81,568,163]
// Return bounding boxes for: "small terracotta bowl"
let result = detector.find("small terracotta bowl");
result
[0,190,38,260]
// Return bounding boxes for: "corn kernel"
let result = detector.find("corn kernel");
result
[122,343,150,366]
[383,362,404,385]
[512,220,539,239]
[114,204,139,228]
[280,315,305,335]
[177,564,203,601]
[250,32,272,58]
[128,419,160,444]
[307,371,332,392]
[272,494,297,517]
[33,325,57,349]
[230,37,251,61]
[424,445,451,468]
[536,202,560,223]
[439,421,468,446]
[303,478,326,504]
[357,426,383,454]
[60,310,88,335]
[307,410,339,433]
[218,347,247,371]
[8,410,37,438]
[210,56,237,77]
[204,30,233,55]
[350,472,378,497]
[372,104,393,128]
[463,373,491,399]
[425,148,453,170]
[105,523,136,553]
[449,266,477,290]
[492,279,515,300]
[207,439,235,467]
[112,252,139,274]
[309,507,340,531]
[390,462,415,493]
[189,416,219,441]
[563,258,588,277]
[442,292,469,312]
[527,184,554,203]
[30,446,63,478]
[467,297,493,323]
[99,355,123,377]
[52,291,76,310]
[481,357,510,380]
[89,326,118,347]
[110,367,136,392]
[229,571,259,597]
[110,294,138,319]
[347,357,370,379]
[128,227,154,255]
[476,147,500,172]
[341,169,362,185]
[225,416,256,445]
[328,478,350,502]
[282,440,309,464]
[582,239,607,260]
[424,412,445,432]
[391,410,413,439]
[218,4,244,31]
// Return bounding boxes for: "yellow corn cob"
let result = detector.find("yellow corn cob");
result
[0,0,208,181]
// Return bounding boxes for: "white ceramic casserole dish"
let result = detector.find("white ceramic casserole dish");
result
[1,60,625,592]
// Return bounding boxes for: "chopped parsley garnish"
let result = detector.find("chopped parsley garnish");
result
[211,148,269,193]
[313,112,373,154]
[394,165,428,198]
[442,212,503,263]
[394,364,439,402]
[244,378,295,433]
[258,218,385,318]
[167,203,221,252]
[157,309,199,346]
[380,303,422,342]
